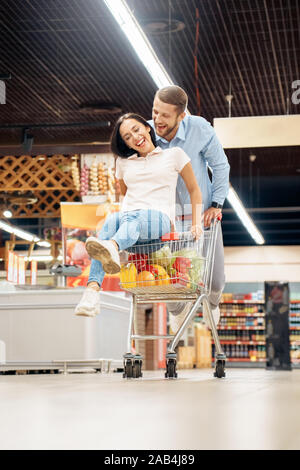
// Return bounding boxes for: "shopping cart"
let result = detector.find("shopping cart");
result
[119,217,226,379]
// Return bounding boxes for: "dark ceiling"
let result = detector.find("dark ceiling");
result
[0,0,299,247]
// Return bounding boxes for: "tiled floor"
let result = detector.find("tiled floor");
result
[0,368,300,450]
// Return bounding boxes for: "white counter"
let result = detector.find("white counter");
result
[0,288,132,366]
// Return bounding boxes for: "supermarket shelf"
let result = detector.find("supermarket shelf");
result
[290,300,300,304]
[219,341,265,345]
[226,358,266,362]
[221,300,265,304]
[220,313,265,317]
[212,358,266,368]
[218,326,265,330]
[289,327,300,330]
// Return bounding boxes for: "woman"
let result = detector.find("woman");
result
[75,113,203,317]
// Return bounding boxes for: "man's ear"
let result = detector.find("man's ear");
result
[178,111,186,123]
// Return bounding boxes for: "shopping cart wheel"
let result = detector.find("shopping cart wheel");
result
[123,353,143,379]
[123,353,134,379]
[133,355,143,378]
[214,359,226,378]
[123,359,133,379]
[165,353,178,379]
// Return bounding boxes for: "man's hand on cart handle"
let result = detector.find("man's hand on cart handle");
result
[203,207,222,228]
[191,224,203,240]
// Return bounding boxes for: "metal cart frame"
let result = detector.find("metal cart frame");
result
[120,218,226,379]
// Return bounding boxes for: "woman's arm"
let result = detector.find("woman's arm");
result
[179,162,203,239]
[118,179,127,196]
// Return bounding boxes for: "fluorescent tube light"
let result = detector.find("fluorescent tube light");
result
[103,0,173,88]
[24,255,63,262]
[0,220,51,247]
[0,220,39,242]
[104,0,265,245]
[36,241,51,248]
[227,185,265,245]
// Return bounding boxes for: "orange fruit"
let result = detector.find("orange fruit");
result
[137,271,156,287]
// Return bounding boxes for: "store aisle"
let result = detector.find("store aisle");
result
[0,368,299,450]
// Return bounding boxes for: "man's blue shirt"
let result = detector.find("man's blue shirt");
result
[148,115,230,212]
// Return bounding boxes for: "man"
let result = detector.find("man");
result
[148,85,230,331]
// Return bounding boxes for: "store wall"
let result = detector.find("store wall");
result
[224,245,300,283]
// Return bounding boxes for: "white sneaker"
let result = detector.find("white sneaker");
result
[85,237,120,274]
[202,303,220,329]
[75,288,100,317]
[169,302,193,334]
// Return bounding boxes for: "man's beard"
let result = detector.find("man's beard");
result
[156,119,180,140]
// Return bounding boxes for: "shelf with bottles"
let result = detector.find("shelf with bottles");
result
[221,300,265,305]
[290,302,300,364]
[212,343,266,362]
[218,329,265,342]
[197,314,265,330]
[290,301,300,332]
[220,302,265,316]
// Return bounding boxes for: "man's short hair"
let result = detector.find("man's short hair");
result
[155,86,188,114]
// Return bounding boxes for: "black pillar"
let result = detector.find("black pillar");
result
[265,281,291,370]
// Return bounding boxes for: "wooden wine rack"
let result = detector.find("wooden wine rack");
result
[0,155,80,218]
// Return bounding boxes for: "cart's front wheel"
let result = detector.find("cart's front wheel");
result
[133,357,143,378]
[214,360,226,378]
[165,358,178,379]
[123,359,133,379]
[123,354,143,379]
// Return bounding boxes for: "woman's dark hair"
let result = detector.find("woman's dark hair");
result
[110,113,156,158]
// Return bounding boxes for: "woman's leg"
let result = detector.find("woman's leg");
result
[75,212,120,317]
[112,209,171,250]
[88,212,120,288]
[86,209,170,272]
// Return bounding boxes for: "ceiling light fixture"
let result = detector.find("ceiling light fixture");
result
[104,0,265,245]
[3,210,12,218]
[24,255,59,262]
[0,220,51,247]
[141,18,185,35]
[227,185,265,245]
[103,0,173,88]
[79,102,122,114]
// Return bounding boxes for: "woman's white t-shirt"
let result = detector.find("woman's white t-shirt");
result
[115,146,190,224]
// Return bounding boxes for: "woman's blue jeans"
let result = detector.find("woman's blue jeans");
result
[88,209,171,287]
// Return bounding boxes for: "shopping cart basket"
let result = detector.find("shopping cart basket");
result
[119,217,226,379]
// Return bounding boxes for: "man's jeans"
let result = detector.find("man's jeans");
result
[88,209,171,287]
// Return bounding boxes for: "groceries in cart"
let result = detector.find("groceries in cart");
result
[120,234,205,292]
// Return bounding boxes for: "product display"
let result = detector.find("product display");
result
[210,298,266,364]
[89,159,99,195]
[207,290,300,367]
[290,301,300,363]
[71,158,80,191]
[77,154,116,201]
[98,162,108,195]
[80,163,89,196]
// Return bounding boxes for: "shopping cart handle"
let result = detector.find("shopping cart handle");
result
[161,232,180,241]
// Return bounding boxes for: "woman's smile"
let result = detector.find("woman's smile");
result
[120,118,155,156]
